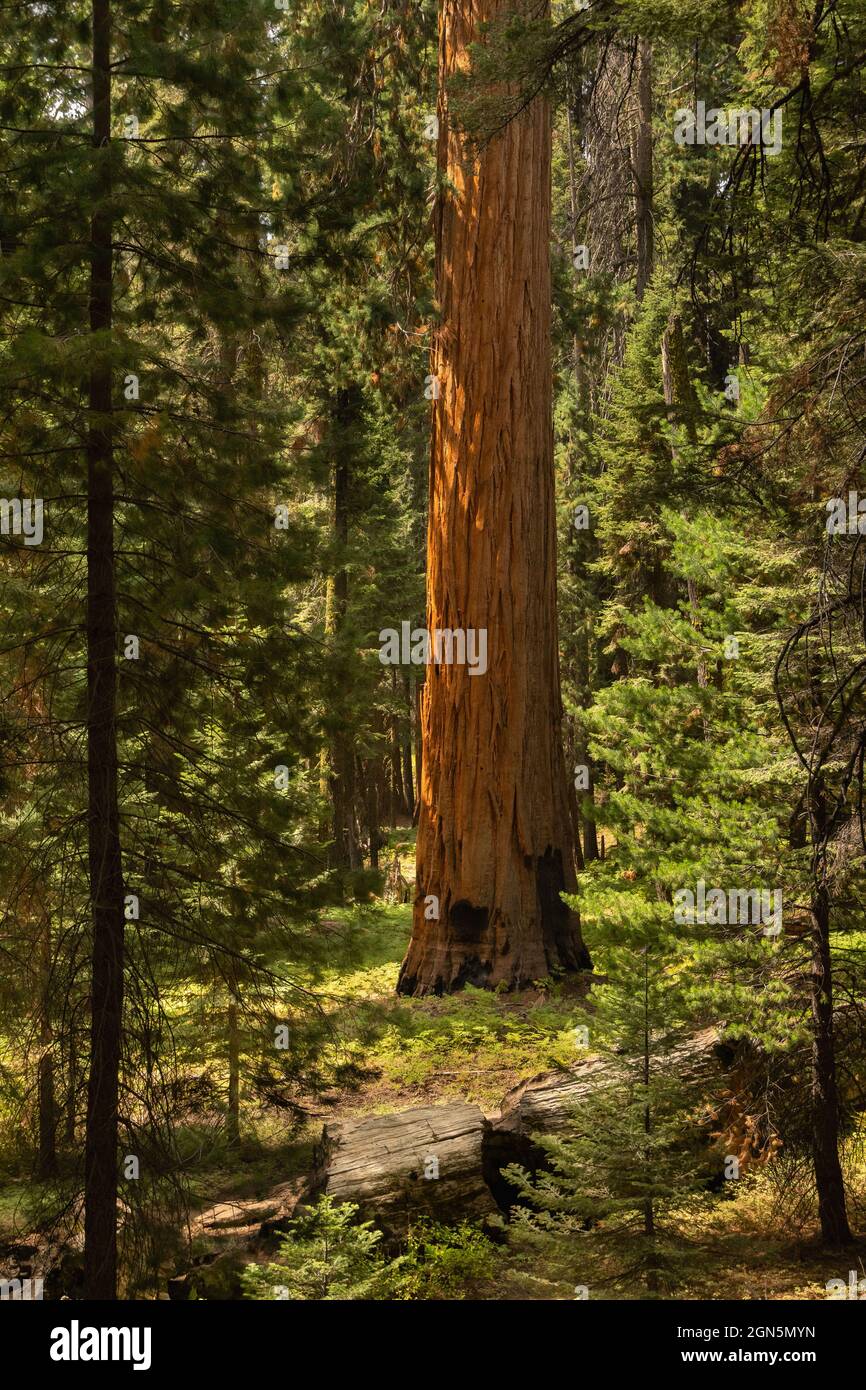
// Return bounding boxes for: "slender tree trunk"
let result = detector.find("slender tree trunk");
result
[564,59,593,873]
[378,756,391,832]
[65,1042,78,1145]
[575,622,599,863]
[642,948,659,1292]
[16,666,58,1176]
[402,672,415,813]
[36,914,57,1179]
[398,0,590,994]
[226,998,240,1145]
[809,791,852,1245]
[565,67,587,408]
[632,39,654,301]
[810,902,851,1245]
[564,722,585,874]
[661,314,708,701]
[390,668,407,817]
[325,412,360,869]
[361,757,381,870]
[37,1051,57,1178]
[83,0,125,1300]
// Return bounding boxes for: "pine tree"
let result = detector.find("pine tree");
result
[0,0,360,1293]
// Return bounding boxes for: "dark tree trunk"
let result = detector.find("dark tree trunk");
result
[65,1042,78,1146]
[576,624,599,863]
[810,870,852,1246]
[83,0,125,1301]
[390,668,408,817]
[325,411,361,869]
[37,1050,57,1179]
[661,314,708,706]
[361,756,381,870]
[632,39,654,302]
[227,998,240,1145]
[642,950,659,1292]
[36,916,57,1179]
[402,673,415,814]
[377,756,391,832]
[564,720,585,874]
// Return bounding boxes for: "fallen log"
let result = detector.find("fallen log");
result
[493,1026,725,1139]
[166,1029,741,1291]
[484,1026,730,1203]
[295,1029,732,1234]
[299,1102,498,1238]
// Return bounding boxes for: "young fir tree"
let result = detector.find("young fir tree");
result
[241,1196,388,1302]
[506,498,814,1296]
[505,916,718,1298]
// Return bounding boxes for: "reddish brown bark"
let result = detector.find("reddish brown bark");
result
[398,0,590,995]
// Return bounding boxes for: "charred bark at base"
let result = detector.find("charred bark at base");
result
[401,848,588,996]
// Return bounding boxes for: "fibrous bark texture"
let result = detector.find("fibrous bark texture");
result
[398,0,590,995]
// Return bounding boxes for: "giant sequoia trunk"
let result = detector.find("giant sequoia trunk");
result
[83,0,126,1300]
[398,0,590,995]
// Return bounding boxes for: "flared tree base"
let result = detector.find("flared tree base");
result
[397,850,591,996]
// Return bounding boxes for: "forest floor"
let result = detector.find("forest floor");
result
[3,832,866,1299]
[174,834,866,1301]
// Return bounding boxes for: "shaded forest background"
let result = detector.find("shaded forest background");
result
[2,0,866,1300]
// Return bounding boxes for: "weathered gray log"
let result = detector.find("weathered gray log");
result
[293,1029,733,1237]
[484,1026,729,1202]
[167,1030,740,1290]
[300,1103,498,1237]
[493,1026,724,1141]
